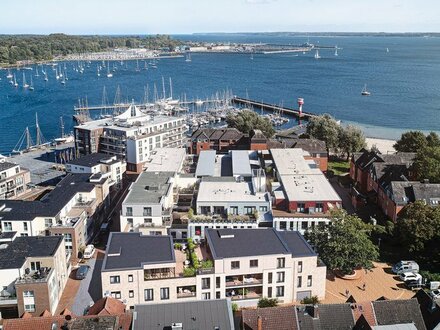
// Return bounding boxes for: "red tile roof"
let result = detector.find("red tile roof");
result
[87,297,126,316]
[242,306,298,330]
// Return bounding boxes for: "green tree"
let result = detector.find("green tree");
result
[226,110,275,137]
[307,114,341,154]
[257,298,279,308]
[396,200,440,255]
[301,296,320,305]
[304,210,379,275]
[393,131,428,152]
[426,132,440,148]
[339,125,367,160]
[413,146,440,183]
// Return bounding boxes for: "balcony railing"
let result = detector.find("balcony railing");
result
[177,291,196,299]
[196,267,215,275]
[226,277,263,287]
[230,292,263,301]
[16,268,52,285]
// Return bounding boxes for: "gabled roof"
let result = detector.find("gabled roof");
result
[372,299,426,330]
[295,304,356,330]
[87,297,126,316]
[390,181,440,206]
[242,306,298,330]
[413,289,440,330]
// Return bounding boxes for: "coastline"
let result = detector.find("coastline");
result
[365,138,396,154]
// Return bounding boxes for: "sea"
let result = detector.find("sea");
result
[0,34,439,155]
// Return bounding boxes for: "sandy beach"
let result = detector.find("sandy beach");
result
[366,137,396,154]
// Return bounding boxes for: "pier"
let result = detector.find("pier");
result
[231,97,316,119]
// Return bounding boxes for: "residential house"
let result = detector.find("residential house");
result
[189,128,245,155]
[0,161,31,200]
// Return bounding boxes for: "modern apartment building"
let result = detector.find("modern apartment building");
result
[74,105,186,173]
[100,228,326,309]
[0,235,69,318]
[270,149,341,234]
[0,173,111,260]
[0,161,31,200]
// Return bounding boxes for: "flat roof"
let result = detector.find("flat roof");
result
[205,228,316,259]
[280,174,342,202]
[0,161,18,172]
[231,150,252,176]
[197,178,269,203]
[102,232,175,271]
[144,148,186,173]
[123,171,174,205]
[271,148,320,176]
[68,153,119,167]
[195,150,216,177]
[133,300,234,330]
[0,236,63,269]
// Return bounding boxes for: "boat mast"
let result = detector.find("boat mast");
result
[169,77,173,99]
[26,127,31,150]
[60,116,65,138]
[35,113,40,146]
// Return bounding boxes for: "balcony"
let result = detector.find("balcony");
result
[16,267,52,285]
[177,285,196,299]
[226,274,263,287]
[226,287,263,301]
[144,268,176,281]
[0,292,17,306]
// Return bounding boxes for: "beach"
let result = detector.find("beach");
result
[366,137,396,154]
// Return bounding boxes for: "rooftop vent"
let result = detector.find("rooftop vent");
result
[171,323,183,330]
[0,244,8,249]
[218,229,234,239]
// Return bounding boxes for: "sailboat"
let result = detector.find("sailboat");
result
[334,47,338,56]
[44,70,48,82]
[64,67,68,81]
[250,52,254,60]
[144,61,148,70]
[6,69,13,79]
[150,58,157,69]
[22,72,29,88]
[106,61,113,78]
[35,66,40,77]
[386,47,389,53]
[29,76,34,91]
[55,67,60,80]
[13,73,18,87]
[97,65,101,77]
[361,84,371,96]
[185,52,192,62]
[135,59,140,72]
[314,50,321,59]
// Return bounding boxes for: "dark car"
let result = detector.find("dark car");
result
[75,265,90,280]
[405,279,422,290]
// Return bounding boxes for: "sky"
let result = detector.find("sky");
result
[1,0,438,34]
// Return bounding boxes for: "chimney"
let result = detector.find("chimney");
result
[257,315,263,330]
[312,305,319,319]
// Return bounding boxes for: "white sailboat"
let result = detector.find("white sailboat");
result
[13,73,18,87]
[35,66,40,77]
[22,72,29,88]
[185,52,192,62]
[97,65,101,77]
[6,69,13,79]
[44,70,48,81]
[135,59,140,72]
[55,67,60,80]
[314,49,321,59]
[361,84,371,96]
[29,76,34,91]
[334,47,338,56]
[106,61,113,78]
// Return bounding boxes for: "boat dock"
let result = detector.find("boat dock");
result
[231,97,316,119]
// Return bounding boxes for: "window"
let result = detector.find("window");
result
[3,222,12,231]
[259,206,268,212]
[144,218,152,224]
[230,206,238,215]
[64,233,72,243]
[128,275,133,282]
[143,207,152,216]
[126,207,133,216]
[45,218,53,228]
[202,278,211,289]
[160,287,169,300]
[276,286,284,297]
[297,203,306,213]
[244,206,255,215]
[279,221,287,230]
[24,304,36,312]
[129,290,134,298]
[298,261,303,273]
[250,259,258,268]
[268,272,273,284]
[277,258,285,269]
[111,291,121,299]
[297,276,302,288]
[23,222,28,231]
[216,277,221,289]
[268,287,272,298]
[144,289,154,301]
[110,276,120,284]
[231,261,240,269]
[315,203,324,213]
[277,272,285,283]
[307,275,313,287]
[202,292,211,300]
[23,290,34,297]
[127,218,133,226]
[30,261,41,271]
[301,222,308,230]
[216,292,221,299]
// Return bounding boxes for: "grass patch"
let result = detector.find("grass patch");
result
[328,158,350,176]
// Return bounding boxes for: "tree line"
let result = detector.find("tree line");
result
[0,34,182,65]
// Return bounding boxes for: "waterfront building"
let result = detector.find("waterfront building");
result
[100,228,326,308]
[74,105,186,173]
[0,235,69,318]
[0,160,31,200]
[0,173,111,260]
[270,149,341,234]
[189,128,245,155]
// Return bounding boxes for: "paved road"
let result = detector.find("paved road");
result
[330,176,355,214]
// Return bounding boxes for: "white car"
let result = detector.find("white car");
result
[83,244,95,259]
[430,289,440,300]
[399,272,422,282]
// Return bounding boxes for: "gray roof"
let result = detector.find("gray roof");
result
[0,161,18,172]
[205,228,316,259]
[0,236,63,269]
[0,173,96,220]
[68,153,119,167]
[390,181,440,206]
[133,299,234,330]
[195,150,216,177]
[102,232,175,271]
[295,304,355,330]
[231,150,252,177]
[124,171,173,204]
[372,299,426,330]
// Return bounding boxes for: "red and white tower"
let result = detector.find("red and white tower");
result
[297,97,304,116]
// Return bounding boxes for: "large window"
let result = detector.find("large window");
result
[110,276,120,284]
[160,287,169,300]
[202,278,211,289]
[315,203,324,213]
[30,261,41,271]
[231,261,240,270]
[277,272,285,283]
[144,289,154,301]
[23,290,34,297]
[24,304,35,312]
[297,203,306,213]
[297,276,302,288]
[268,272,273,284]
[3,222,12,231]
[202,292,211,300]
[244,206,256,215]
[111,291,121,299]
[126,207,133,216]
[277,258,285,269]
[276,286,284,297]
[143,207,152,216]
[298,261,303,273]
[307,275,313,287]
[230,206,238,215]
[250,259,259,268]
[45,218,53,228]
[259,206,268,212]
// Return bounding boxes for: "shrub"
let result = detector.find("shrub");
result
[301,295,320,305]
[174,243,182,250]
[188,208,194,219]
[201,259,213,269]
[257,298,278,308]
[420,270,440,282]
[183,267,196,277]
[231,303,239,312]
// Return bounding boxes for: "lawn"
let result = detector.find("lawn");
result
[328,158,350,176]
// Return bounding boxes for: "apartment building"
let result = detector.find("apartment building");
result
[100,228,326,309]
[0,235,69,318]
[66,153,126,190]
[0,173,111,260]
[270,149,341,234]
[189,128,245,155]
[0,161,31,200]
[74,105,186,173]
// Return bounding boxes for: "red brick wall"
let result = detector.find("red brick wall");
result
[16,282,50,317]
[304,156,328,172]
[196,142,213,155]
[250,143,268,151]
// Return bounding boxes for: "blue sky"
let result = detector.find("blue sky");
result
[1,0,438,34]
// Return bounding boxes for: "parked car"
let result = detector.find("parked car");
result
[76,265,90,280]
[392,261,419,275]
[399,272,422,282]
[430,289,440,300]
[83,244,95,259]
[405,279,423,290]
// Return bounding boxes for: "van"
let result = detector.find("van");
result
[392,261,419,274]
[83,244,95,259]
[399,272,422,282]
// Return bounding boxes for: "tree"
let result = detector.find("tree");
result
[301,296,320,305]
[396,200,440,255]
[226,110,275,137]
[304,210,379,275]
[307,114,341,154]
[338,125,367,160]
[413,146,440,183]
[257,298,279,308]
[426,132,440,148]
[394,131,429,152]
